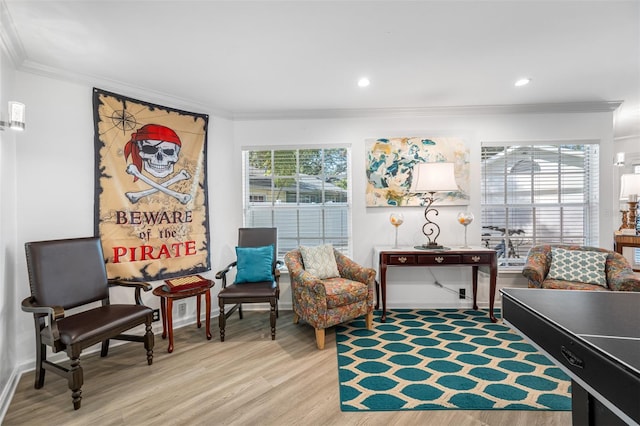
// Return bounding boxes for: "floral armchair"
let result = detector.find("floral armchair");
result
[522,244,640,291]
[284,248,375,349]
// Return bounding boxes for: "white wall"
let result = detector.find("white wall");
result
[0,34,19,418]
[613,136,640,265]
[615,136,640,175]
[233,111,617,308]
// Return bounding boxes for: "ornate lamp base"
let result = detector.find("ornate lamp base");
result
[422,243,444,249]
[629,201,638,232]
[619,210,629,230]
[415,243,449,250]
[620,201,638,232]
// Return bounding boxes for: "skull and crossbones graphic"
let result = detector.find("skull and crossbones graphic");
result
[123,124,192,204]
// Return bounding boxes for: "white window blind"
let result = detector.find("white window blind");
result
[242,147,351,261]
[481,143,599,270]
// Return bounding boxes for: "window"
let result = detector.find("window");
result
[481,142,599,270]
[243,147,351,261]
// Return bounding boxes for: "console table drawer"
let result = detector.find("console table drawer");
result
[387,255,416,265]
[462,253,492,264]
[417,254,461,265]
[377,247,498,324]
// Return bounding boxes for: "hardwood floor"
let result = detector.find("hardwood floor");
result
[4,311,571,425]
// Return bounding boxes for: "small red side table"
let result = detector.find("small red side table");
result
[152,279,214,353]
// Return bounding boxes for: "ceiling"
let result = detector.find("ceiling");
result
[2,0,639,138]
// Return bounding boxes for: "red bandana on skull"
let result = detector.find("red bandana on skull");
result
[124,124,182,181]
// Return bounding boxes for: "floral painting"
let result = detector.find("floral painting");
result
[366,136,469,207]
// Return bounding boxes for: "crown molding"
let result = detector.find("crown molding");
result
[18,59,232,119]
[0,3,230,118]
[232,101,623,121]
[8,53,624,125]
[0,0,26,67]
[614,134,640,142]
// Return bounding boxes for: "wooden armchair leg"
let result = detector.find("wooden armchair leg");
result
[218,299,226,342]
[100,339,109,357]
[315,328,325,350]
[144,322,154,365]
[293,311,299,324]
[68,356,83,410]
[34,317,46,389]
[366,311,373,330]
[269,300,276,340]
[35,342,46,389]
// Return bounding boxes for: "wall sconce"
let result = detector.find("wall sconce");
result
[614,152,625,167]
[619,173,640,234]
[409,162,459,249]
[0,101,26,131]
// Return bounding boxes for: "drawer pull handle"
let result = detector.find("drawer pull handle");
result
[471,256,480,262]
[561,346,584,369]
[398,256,407,264]
[435,256,444,263]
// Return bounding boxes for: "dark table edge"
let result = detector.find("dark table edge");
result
[501,290,638,426]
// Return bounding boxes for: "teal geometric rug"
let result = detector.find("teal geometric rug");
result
[336,309,571,411]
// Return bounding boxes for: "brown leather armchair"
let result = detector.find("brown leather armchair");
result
[21,237,154,410]
[215,228,282,341]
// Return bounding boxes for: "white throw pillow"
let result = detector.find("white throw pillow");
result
[300,244,340,279]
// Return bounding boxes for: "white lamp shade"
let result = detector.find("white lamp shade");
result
[409,162,459,193]
[620,173,640,201]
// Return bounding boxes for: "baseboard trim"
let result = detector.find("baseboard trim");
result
[0,363,28,424]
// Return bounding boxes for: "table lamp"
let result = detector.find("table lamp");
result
[409,162,459,249]
[620,173,640,233]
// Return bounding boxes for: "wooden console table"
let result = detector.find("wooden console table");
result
[614,233,640,272]
[376,247,498,323]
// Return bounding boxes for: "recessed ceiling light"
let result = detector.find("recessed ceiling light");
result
[515,78,532,87]
[358,77,370,88]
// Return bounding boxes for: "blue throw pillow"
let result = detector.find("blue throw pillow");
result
[235,244,274,283]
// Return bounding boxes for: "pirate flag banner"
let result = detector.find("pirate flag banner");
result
[93,88,210,281]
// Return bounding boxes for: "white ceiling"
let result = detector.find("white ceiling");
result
[2,0,639,138]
